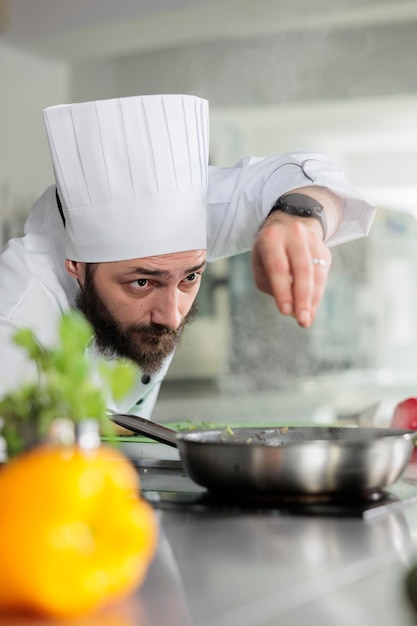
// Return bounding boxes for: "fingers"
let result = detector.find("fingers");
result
[251,220,332,327]
[291,242,331,327]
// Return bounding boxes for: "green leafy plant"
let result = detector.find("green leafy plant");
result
[0,309,136,457]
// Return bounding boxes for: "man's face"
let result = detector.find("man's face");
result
[67,250,206,374]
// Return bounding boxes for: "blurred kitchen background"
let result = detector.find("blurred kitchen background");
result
[2,0,417,425]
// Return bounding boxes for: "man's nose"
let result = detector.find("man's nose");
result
[151,290,183,330]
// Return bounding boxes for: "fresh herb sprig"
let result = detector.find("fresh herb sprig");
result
[0,310,136,456]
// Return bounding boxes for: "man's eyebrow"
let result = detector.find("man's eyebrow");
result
[120,260,207,279]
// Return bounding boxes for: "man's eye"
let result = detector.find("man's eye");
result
[185,273,197,282]
[132,279,148,288]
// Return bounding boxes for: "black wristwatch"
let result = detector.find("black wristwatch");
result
[268,193,327,240]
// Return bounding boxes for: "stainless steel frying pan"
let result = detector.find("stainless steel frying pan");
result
[110,413,416,496]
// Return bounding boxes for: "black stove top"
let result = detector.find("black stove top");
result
[142,487,416,519]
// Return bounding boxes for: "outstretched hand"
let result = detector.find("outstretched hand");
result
[251,212,332,328]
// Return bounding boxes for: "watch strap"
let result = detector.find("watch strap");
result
[268,193,327,240]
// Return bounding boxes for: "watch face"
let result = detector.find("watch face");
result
[271,193,327,239]
[294,207,314,218]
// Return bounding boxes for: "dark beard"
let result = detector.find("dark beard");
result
[76,264,198,374]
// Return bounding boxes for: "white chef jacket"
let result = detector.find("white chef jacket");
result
[0,152,375,418]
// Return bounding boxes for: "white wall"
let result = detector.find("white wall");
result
[0,42,69,223]
[209,96,417,214]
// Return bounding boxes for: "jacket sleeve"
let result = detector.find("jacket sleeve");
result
[206,151,377,261]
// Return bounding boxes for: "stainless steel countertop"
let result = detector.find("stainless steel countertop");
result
[4,462,417,626]
[130,462,417,626]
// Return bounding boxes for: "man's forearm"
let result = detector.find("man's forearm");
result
[206,152,375,261]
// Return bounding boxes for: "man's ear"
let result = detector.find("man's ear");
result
[65,259,85,284]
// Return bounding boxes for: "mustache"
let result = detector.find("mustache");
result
[129,323,178,337]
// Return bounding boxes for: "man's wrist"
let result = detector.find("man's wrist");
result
[268,193,327,240]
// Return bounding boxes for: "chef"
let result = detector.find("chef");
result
[0,93,375,418]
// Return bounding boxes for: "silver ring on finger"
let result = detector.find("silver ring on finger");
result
[312,257,327,268]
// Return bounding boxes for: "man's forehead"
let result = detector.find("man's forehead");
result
[103,249,207,275]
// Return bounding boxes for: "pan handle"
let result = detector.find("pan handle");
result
[108,412,179,448]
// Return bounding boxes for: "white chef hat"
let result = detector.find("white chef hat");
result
[43,94,209,262]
